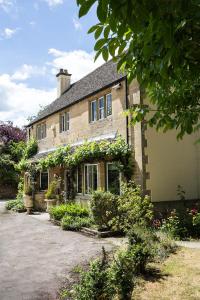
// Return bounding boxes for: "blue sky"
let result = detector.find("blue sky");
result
[0,0,103,126]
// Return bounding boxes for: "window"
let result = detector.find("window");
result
[90,100,97,122]
[60,112,69,132]
[40,171,48,190]
[76,166,83,194]
[36,123,46,140]
[106,94,112,116]
[98,97,105,119]
[85,164,98,194]
[107,163,120,194]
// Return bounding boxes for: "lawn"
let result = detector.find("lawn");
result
[133,247,200,300]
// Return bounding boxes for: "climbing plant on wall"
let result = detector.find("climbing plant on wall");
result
[17,137,133,179]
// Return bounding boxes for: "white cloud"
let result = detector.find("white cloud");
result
[48,48,104,82]
[0,0,13,12]
[0,74,56,127]
[11,64,46,81]
[1,27,19,39]
[0,49,104,127]
[43,0,63,7]
[72,18,82,31]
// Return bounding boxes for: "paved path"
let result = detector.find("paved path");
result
[176,240,200,249]
[0,201,117,300]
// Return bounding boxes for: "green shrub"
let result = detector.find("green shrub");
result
[155,231,177,261]
[73,248,110,300]
[91,191,118,231]
[49,203,89,221]
[111,181,153,233]
[45,180,58,199]
[160,209,193,239]
[6,199,25,212]
[61,215,92,231]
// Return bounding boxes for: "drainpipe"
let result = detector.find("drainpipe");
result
[125,77,129,145]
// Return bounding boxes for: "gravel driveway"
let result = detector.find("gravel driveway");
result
[0,201,115,300]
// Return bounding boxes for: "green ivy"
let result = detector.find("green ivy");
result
[18,137,132,177]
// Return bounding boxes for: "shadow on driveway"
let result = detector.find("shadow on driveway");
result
[0,203,115,300]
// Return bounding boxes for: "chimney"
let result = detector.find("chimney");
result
[56,69,71,97]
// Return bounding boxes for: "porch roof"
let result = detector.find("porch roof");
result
[30,132,117,163]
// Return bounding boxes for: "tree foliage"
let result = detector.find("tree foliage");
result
[0,121,26,144]
[76,0,200,138]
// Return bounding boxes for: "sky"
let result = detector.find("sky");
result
[0,0,104,127]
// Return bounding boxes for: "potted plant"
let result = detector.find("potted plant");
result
[24,186,33,214]
[44,180,58,212]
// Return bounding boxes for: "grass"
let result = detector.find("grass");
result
[133,247,200,300]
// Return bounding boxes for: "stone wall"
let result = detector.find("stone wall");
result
[30,80,128,153]
[0,184,17,199]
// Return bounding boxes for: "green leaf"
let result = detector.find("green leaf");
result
[104,25,110,39]
[78,0,96,18]
[95,26,103,39]
[94,50,102,62]
[102,46,109,61]
[94,38,106,51]
[88,24,100,34]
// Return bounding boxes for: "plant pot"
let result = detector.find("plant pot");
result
[23,194,33,214]
[44,199,57,212]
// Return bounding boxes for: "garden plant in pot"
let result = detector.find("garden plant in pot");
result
[45,179,59,212]
[24,185,33,214]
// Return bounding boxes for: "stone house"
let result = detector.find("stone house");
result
[26,60,200,211]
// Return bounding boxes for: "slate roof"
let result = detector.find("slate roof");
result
[28,60,126,126]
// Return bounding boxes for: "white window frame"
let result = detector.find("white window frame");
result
[106,93,112,116]
[84,164,98,194]
[60,111,70,132]
[106,162,121,194]
[40,170,49,190]
[98,97,105,120]
[90,100,97,122]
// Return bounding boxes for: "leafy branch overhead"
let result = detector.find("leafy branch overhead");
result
[76,0,200,138]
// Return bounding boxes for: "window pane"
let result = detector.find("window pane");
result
[91,101,97,122]
[107,164,120,194]
[92,165,97,191]
[41,172,48,190]
[77,166,82,193]
[85,164,98,194]
[106,94,112,116]
[98,97,105,119]
[85,165,88,193]
[66,112,69,131]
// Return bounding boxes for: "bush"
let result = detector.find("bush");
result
[91,191,118,231]
[6,199,25,212]
[160,209,195,239]
[61,215,92,231]
[73,248,110,300]
[45,180,58,199]
[111,181,153,232]
[49,203,89,221]
[155,231,177,261]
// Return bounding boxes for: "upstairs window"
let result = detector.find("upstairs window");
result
[90,100,97,122]
[36,123,46,140]
[106,94,112,116]
[60,112,69,132]
[98,97,105,120]
[89,93,112,123]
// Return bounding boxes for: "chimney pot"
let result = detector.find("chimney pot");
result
[56,68,71,97]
